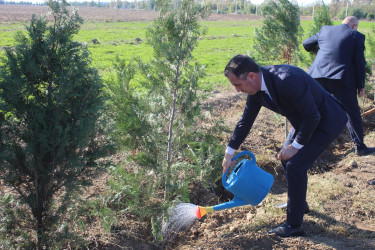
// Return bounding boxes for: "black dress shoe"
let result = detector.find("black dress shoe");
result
[275,202,310,214]
[355,146,375,156]
[267,222,304,237]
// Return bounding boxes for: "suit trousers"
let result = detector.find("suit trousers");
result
[316,78,365,149]
[281,123,346,226]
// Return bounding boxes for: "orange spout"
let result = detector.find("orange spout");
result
[195,205,213,219]
[195,205,201,219]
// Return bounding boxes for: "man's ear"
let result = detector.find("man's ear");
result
[248,72,256,80]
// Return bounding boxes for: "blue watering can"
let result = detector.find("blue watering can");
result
[196,151,274,218]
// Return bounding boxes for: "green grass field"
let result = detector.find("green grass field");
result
[1,19,374,90]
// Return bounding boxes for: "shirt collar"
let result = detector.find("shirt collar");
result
[259,72,273,100]
[260,72,267,92]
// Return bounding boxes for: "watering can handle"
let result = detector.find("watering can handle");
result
[232,151,256,162]
[222,151,256,188]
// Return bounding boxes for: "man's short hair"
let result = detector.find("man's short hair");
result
[224,54,260,78]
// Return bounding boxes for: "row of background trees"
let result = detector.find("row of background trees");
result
[2,0,375,20]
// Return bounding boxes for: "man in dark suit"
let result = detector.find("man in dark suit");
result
[222,55,348,237]
[303,16,375,156]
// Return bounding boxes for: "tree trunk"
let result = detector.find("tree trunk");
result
[165,87,178,201]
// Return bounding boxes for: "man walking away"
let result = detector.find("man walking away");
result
[303,16,375,156]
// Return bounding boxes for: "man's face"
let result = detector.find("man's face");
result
[226,72,259,95]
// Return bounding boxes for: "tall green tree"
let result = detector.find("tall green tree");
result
[0,0,110,248]
[310,1,333,36]
[144,0,210,202]
[363,27,375,95]
[105,0,215,240]
[253,0,303,136]
[253,0,303,65]
[304,1,333,66]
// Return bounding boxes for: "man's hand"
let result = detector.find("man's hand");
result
[277,145,299,161]
[358,88,365,98]
[222,153,234,174]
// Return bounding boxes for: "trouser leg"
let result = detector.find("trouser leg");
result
[316,78,365,148]
[284,138,326,226]
[281,128,346,226]
[343,99,364,148]
[332,85,364,148]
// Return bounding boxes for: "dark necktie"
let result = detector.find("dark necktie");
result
[261,91,278,111]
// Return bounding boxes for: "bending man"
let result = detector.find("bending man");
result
[222,55,347,237]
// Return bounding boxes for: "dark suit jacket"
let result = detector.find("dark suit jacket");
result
[228,65,347,150]
[303,24,366,89]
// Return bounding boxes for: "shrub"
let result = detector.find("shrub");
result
[0,0,112,247]
[366,13,374,21]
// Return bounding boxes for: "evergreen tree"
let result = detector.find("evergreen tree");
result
[305,1,333,65]
[253,0,303,64]
[144,0,210,202]
[310,1,333,37]
[0,0,110,247]
[253,0,303,137]
[105,0,214,240]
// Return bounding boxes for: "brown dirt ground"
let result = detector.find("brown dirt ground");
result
[167,90,375,250]
[0,5,265,23]
[94,88,375,250]
[0,4,312,23]
[2,5,375,249]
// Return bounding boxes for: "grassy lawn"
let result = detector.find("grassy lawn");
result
[1,19,374,91]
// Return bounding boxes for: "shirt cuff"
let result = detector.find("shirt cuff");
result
[292,140,304,149]
[225,146,236,155]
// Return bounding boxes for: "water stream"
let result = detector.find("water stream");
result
[162,203,198,240]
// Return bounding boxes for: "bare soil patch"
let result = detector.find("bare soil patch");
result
[92,89,375,249]
[0,5,262,23]
[162,90,375,250]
